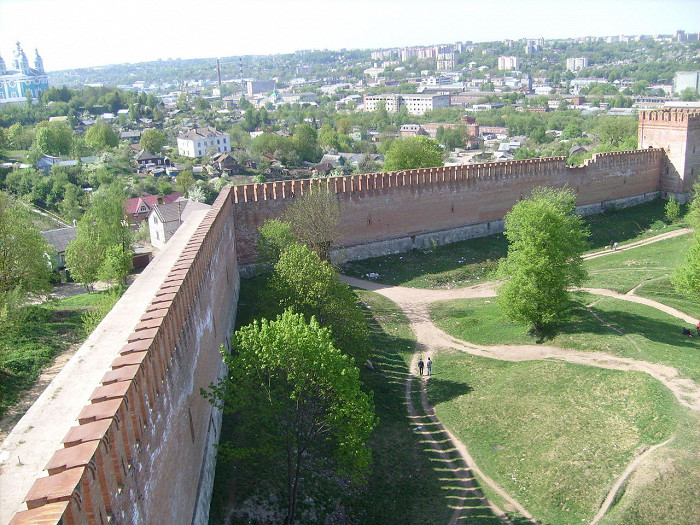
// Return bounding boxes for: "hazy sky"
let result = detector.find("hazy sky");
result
[0,0,697,71]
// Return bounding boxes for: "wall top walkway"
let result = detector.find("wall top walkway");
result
[0,209,211,525]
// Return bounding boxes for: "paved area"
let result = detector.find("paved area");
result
[0,209,209,525]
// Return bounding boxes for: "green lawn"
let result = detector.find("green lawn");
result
[428,351,686,525]
[633,276,700,320]
[0,289,122,419]
[584,234,691,293]
[430,293,700,384]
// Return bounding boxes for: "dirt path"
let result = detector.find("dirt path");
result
[343,243,700,523]
[582,228,692,260]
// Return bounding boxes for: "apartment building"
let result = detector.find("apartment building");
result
[363,93,450,116]
[177,127,231,158]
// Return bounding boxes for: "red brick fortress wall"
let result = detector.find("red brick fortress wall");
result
[8,187,240,525]
[232,148,665,265]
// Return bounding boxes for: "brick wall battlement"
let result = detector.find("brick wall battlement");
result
[232,149,663,204]
[8,187,240,525]
[231,148,666,264]
[640,108,700,125]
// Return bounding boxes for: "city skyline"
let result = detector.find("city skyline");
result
[0,0,698,72]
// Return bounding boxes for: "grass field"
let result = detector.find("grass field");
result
[428,351,688,525]
[430,292,700,383]
[423,227,700,524]
[0,288,122,420]
[584,234,691,293]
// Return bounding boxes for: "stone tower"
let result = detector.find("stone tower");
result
[639,107,700,199]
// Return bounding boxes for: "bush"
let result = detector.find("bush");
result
[665,196,681,222]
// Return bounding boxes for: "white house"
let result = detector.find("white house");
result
[148,199,211,248]
[177,127,231,158]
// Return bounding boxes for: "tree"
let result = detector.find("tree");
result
[382,136,443,171]
[269,243,370,361]
[139,128,166,154]
[437,126,466,151]
[257,219,297,268]
[561,124,583,140]
[58,183,83,222]
[84,123,118,151]
[680,87,699,102]
[0,193,53,318]
[204,310,375,525]
[595,116,637,150]
[282,188,340,262]
[35,121,73,156]
[665,196,681,222]
[175,169,195,195]
[65,183,132,290]
[497,187,589,334]
[293,123,321,163]
[673,184,700,298]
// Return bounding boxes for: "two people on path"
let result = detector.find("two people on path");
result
[417,357,433,376]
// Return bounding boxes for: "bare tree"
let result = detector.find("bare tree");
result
[282,188,341,262]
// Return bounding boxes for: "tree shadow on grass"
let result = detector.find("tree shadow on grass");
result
[533,298,698,356]
[426,377,473,406]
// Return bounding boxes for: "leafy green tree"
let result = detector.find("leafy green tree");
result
[282,189,340,262]
[204,310,375,525]
[7,123,34,150]
[35,121,73,156]
[513,147,539,160]
[436,126,466,151]
[176,169,195,195]
[269,244,369,361]
[65,183,132,290]
[595,116,637,150]
[193,97,211,111]
[97,244,131,286]
[382,136,443,171]
[497,187,589,334]
[673,184,700,298]
[257,219,296,268]
[680,87,699,102]
[293,123,321,163]
[139,128,166,154]
[84,123,118,151]
[58,183,83,222]
[561,124,583,140]
[0,193,53,318]
[65,231,101,291]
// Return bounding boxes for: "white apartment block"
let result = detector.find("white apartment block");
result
[498,56,520,70]
[437,52,455,71]
[363,93,450,116]
[566,57,590,72]
[177,127,231,158]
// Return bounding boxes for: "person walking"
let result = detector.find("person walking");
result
[426,357,432,376]
[418,358,424,376]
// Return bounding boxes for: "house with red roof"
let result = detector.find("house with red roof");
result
[125,192,183,224]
